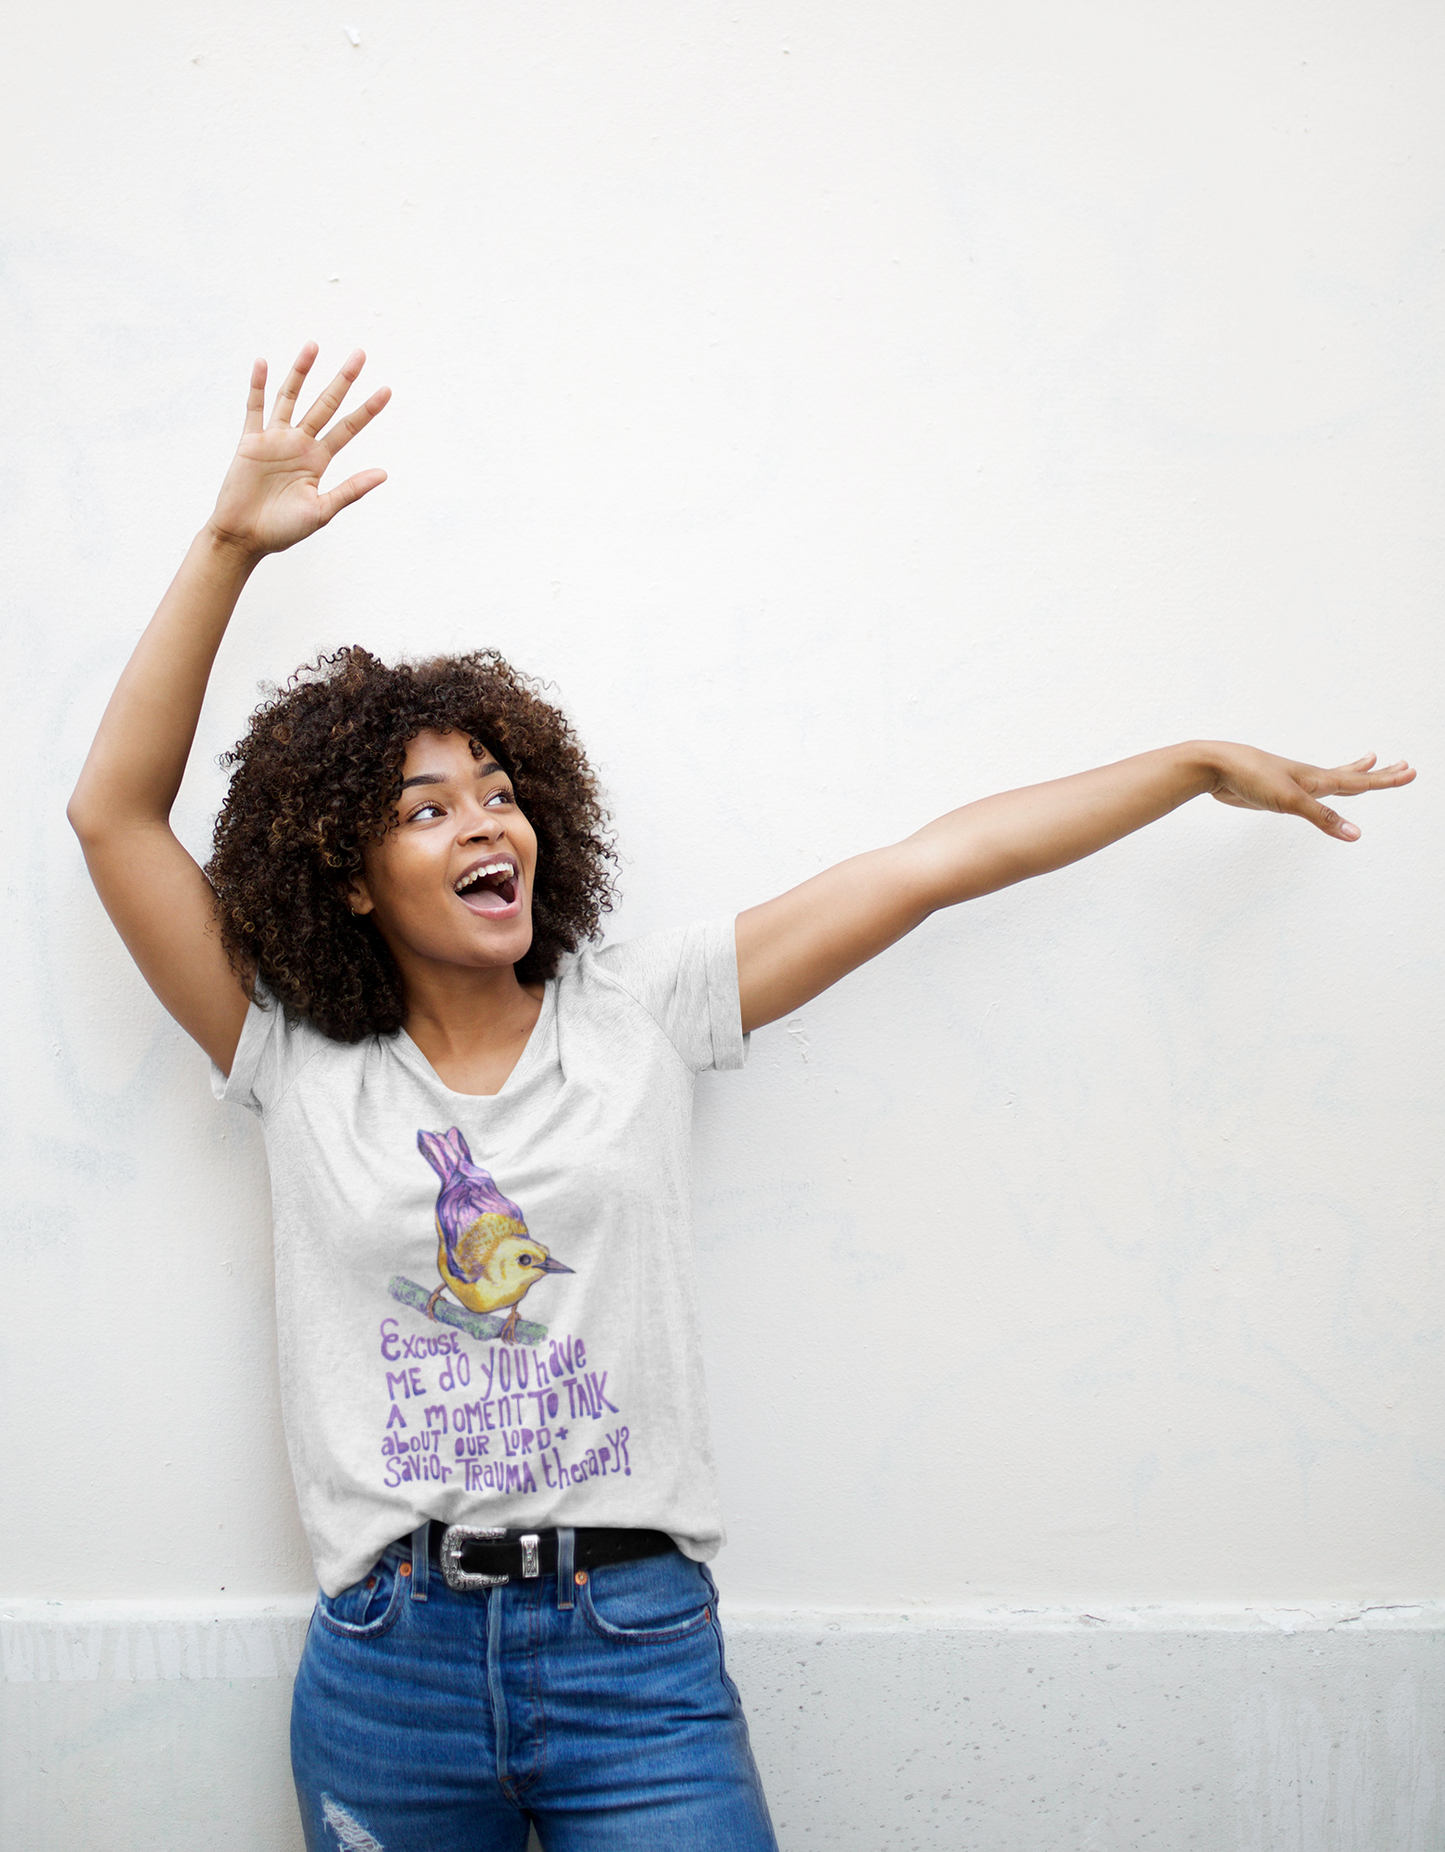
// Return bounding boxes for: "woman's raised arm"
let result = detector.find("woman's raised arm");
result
[735,740,1416,1034]
[68,344,390,1073]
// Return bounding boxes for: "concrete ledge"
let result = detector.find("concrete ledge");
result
[5,1600,1443,1850]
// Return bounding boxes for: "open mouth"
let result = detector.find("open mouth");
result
[453,856,521,919]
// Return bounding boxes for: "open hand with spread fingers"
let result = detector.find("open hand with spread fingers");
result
[1208,745,1416,842]
[207,342,391,559]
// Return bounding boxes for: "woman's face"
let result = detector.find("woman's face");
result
[348,729,538,975]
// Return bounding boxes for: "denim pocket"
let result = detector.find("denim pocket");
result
[578,1552,714,1644]
[315,1554,406,1641]
[699,1564,744,1706]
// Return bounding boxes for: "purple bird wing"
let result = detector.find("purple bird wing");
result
[418,1126,527,1278]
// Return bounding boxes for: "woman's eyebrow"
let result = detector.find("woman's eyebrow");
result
[400,761,504,790]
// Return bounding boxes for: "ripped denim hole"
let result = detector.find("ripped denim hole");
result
[321,1793,385,1851]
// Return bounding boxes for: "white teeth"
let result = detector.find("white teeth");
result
[454,860,515,895]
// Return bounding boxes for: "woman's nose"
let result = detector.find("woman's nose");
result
[459,804,502,842]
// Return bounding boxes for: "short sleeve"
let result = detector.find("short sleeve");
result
[210,984,325,1117]
[584,918,748,1074]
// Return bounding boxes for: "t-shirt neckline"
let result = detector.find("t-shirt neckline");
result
[390,979,556,1102]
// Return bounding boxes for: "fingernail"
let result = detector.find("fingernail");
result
[1341,823,1360,840]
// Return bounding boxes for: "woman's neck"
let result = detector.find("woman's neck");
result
[401,962,545,1097]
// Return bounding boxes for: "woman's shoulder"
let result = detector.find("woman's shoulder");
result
[211,981,387,1117]
[557,918,745,1074]
[560,918,720,1000]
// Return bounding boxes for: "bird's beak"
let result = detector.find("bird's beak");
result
[539,1255,574,1275]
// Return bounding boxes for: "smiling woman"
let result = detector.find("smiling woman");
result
[65,343,1414,1852]
[207,650,615,1041]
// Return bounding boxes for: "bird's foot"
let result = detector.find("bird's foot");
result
[423,1285,447,1322]
[498,1307,521,1344]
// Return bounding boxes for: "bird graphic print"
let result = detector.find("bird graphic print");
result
[416,1127,574,1343]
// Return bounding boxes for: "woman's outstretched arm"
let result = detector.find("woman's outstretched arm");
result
[735,740,1415,1034]
[68,344,390,1073]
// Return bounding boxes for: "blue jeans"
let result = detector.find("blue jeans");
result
[291,1530,778,1851]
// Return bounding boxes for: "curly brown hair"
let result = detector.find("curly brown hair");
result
[206,647,616,1042]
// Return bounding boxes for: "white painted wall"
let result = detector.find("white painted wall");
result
[3,2,1441,1845]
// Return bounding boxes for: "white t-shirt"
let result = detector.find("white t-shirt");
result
[212,918,747,1597]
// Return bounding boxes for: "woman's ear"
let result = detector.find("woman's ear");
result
[342,877,376,917]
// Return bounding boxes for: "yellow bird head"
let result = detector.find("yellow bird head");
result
[483,1232,574,1296]
[440,1211,574,1310]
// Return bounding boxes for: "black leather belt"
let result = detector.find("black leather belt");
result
[422,1522,674,1591]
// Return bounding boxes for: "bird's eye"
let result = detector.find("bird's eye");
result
[517,1254,532,1266]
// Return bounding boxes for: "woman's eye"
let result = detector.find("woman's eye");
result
[484,789,514,808]
[410,803,445,821]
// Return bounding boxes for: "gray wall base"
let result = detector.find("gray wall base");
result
[4,1602,1441,1851]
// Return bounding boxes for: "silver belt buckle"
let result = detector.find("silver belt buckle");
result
[439,1525,510,1590]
